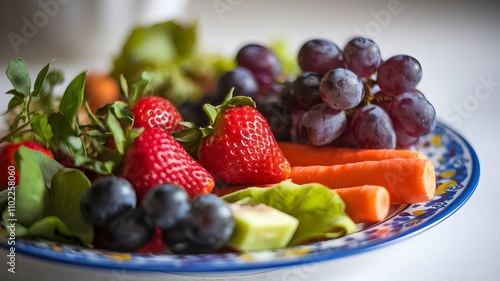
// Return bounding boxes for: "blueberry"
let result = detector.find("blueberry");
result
[80,176,136,226]
[107,208,154,252]
[141,184,190,230]
[162,221,213,254]
[161,194,234,254]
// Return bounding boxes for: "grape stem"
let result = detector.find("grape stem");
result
[345,78,393,117]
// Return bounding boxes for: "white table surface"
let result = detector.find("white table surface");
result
[1,0,499,280]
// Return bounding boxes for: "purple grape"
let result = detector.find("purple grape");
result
[298,39,345,75]
[351,104,396,149]
[236,44,281,93]
[290,72,323,111]
[319,68,364,110]
[257,102,293,142]
[216,67,258,102]
[343,37,382,78]
[329,116,359,148]
[297,103,346,146]
[395,128,420,148]
[387,90,436,137]
[377,55,422,95]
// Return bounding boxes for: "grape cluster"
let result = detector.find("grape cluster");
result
[213,37,436,149]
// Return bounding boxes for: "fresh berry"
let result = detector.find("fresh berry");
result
[120,128,215,201]
[216,67,259,103]
[163,194,234,254]
[196,96,291,185]
[80,176,137,226]
[135,227,167,254]
[132,96,183,133]
[107,208,154,252]
[0,141,54,190]
[236,44,281,94]
[141,183,190,230]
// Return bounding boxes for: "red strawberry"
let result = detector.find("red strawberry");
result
[135,228,166,254]
[196,96,291,185]
[120,128,215,201]
[132,96,183,133]
[0,141,54,190]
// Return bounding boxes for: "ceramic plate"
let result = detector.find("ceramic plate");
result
[0,121,480,273]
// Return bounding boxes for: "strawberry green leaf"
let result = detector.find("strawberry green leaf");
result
[107,113,126,154]
[48,168,93,246]
[31,114,53,144]
[6,57,31,97]
[59,71,87,125]
[203,103,218,125]
[119,74,130,102]
[84,101,105,130]
[109,101,134,129]
[32,61,52,97]
[130,71,154,105]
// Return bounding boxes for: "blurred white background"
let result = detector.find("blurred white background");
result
[1,0,500,280]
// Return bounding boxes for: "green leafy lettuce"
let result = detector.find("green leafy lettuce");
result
[1,147,94,246]
[222,180,357,245]
[111,20,234,106]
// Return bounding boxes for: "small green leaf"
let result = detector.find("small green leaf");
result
[67,135,84,154]
[49,169,94,246]
[31,114,53,144]
[130,71,154,105]
[6,57,31,97]
[119,74,129,102]
[6,95,24,113]
[203,104,218,125]
[107,113,125,154]
[32,62,52,97]
[47,112,74,153]
[84,101,105,130]
[28,216,87,246]
[59,71,87,125]
[73,154,116,175]
[109,101,134,129]
[13,147,48,227]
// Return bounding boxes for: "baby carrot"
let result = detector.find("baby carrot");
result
[333,185,390,223]
[278,142,427,166]
[289,158,436,204]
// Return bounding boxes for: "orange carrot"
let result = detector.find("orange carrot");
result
[290,158,436,204]
[278,142,426,166]
[333,185,390,223]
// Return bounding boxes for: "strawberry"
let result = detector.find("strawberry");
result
[135,228,166,254]
[180,95,291,185]
[0,141,54,190]
[120,127,215,201]
[132,96,183,133]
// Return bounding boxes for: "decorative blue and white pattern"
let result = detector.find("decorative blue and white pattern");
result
[0,122,480,273]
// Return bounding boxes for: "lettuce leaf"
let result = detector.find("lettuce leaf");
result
[222,180,357,245]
